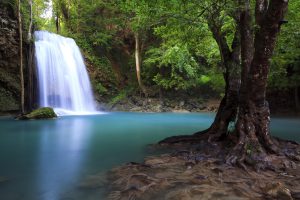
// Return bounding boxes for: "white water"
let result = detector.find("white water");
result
[34,31,98,115]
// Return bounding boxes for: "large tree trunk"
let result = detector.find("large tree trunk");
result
[160,15,241,144]
[160,0,297,168]
[226,0,290,167]
[18,0,25,114]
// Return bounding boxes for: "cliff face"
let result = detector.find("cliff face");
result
[0,4,20,113]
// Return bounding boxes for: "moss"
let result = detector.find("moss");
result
[108,87,136,106]
[21,107,57,120]
[95,82,108,95]
[108,90,127,106]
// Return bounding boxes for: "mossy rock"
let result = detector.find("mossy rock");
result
[18,107,57,120]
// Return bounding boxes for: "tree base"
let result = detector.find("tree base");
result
[159,132,300,171]
[103,137,300,200]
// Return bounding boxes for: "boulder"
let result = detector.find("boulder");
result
[17,107,57,120]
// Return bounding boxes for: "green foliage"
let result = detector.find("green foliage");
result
[32,0,57,32]
[108,87,135,106]
[269,0,300,90]
[95,82,108,95]
[33,0,226,95]
[206,69,225,96]
[27,0,299,100]
[198,75,211,84]
[109,91,127,106]
[145,44,198,90]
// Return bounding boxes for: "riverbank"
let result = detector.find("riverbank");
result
[1,96,299,117]
[107,96,220,113]
[103,139,300,200]
[98,94,300,116]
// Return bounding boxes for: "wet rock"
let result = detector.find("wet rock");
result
[172,109,190,113]
[0,4,21,112]
[17,107,57,120]
[179,101,185,107]
[145,158,166,166]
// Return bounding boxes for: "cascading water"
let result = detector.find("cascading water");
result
[34,31,98,115]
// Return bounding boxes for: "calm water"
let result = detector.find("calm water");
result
[0,112,299,200]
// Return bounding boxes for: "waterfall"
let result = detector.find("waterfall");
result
[34,31,98,115]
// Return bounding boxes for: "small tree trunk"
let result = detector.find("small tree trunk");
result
[67,0,70,19]
[76,2,79,33]
[135,32,147,96]
[27,0,33,111]
[194,18,241,139]
[55,11,60,33]
[194,59,240,140]
[160,19,241,144]
[27,0,33,41]
[18,0,25,114]
[27,42,35,111]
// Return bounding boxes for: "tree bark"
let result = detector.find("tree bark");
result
[160,15,241,144]
[239,0,254,100]
[195,9,242,139]
[55,11,60,33]
[227,0,290,166]
[18,0,25,114]
[27,0,32,42]
[194,27,241,140]
[134,32,147,96]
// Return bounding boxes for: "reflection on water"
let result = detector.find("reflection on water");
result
[0,112,299,200]
[271,117,300,142]
[36,118,92,200]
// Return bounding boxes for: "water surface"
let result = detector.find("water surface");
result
[0,112,299,200]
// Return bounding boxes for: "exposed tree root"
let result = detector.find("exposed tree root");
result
[159,100,300,171]
[158,134,203,145]
[160,91,238,145]
[105,137,300,200]
[159,130,300,172]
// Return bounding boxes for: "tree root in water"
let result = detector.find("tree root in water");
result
[104,138,300,200]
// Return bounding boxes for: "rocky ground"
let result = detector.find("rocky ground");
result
[80,140,300,200]
[102,96,220,113]
[0,4,21,113]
